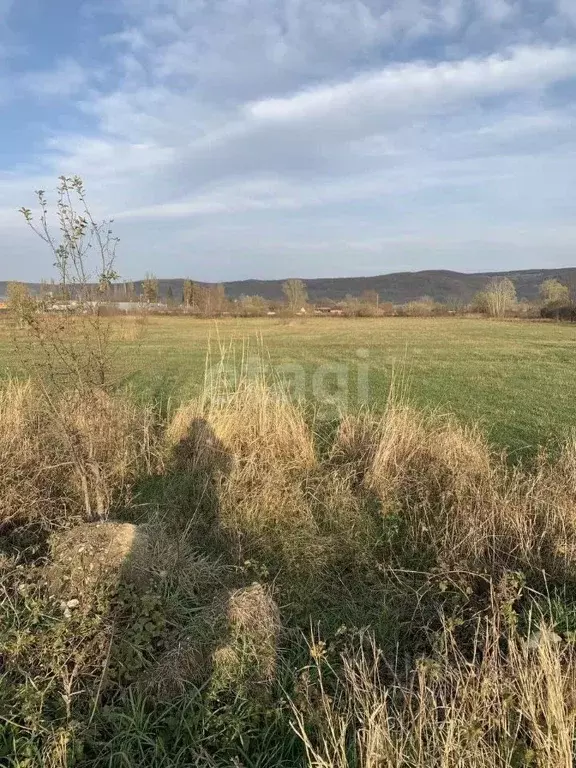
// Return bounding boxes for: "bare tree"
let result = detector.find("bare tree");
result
[282,279,308,313]
[484,278,517,318]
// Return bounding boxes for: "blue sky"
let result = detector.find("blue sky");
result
[1,0,576,282]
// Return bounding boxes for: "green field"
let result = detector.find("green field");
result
[5,313,576,767]
[2,315,575,455]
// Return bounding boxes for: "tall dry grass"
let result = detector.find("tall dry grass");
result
[294,614,576,768]
[332,405,576,579]
[4,343,573,576]
[4,350,576,766]
[167,349,320,565]
[0,380,159,531]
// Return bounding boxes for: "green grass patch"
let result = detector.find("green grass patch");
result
[2,315,572,455]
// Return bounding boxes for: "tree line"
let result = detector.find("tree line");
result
[5,273,576,320]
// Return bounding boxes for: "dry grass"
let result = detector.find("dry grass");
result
[330,405,576,579]
[145,581,280,700]
[167,350,319,563]
[294,613,576,768]
[5,352,576,766]
[111,314,149,343]
[0,379,59,530]
[0,381,159,532]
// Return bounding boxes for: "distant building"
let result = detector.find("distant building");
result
[113,302,145,313]
[314,306,343,316]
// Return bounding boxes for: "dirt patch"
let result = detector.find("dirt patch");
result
[45,522,151,603]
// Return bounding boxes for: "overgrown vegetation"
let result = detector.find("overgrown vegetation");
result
[3,354,576,766]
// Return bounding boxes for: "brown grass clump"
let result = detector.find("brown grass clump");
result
[217,582,281,684]
[147,582,280,699]
[294,614,576,768]
[167,360,318,563]
[57,389,158,521]
[330,404,576,579]
[331,406,497,567]
[498,438,576,580]
[334,404,493,505]
[0,379,61,530]
[0,380,159,531]
[112,314,148,343]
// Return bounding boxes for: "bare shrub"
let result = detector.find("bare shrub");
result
[398,297,438,316]
[18,177,120,393]
[13,179,154,523]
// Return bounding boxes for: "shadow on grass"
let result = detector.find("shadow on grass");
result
[2,416,307,767]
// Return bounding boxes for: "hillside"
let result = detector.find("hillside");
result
[218,268,576,304]
[2,267,576,304]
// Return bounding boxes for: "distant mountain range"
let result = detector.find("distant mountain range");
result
[3,268,576,305]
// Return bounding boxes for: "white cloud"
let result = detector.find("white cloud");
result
[2,0,576,280]
[480,0,516,23]
[249,46,576,124]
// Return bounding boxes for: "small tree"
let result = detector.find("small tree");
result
[539,278,570,306]
[183,279,195,309]
[6,281,33,328]
[472,291,489,314]
[143,273,159,304]
[19,175,120,390]
[484,278,517,318]
[282,279,308,313]
[19,176,125,520]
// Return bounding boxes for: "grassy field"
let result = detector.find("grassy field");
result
[4,314,576,766]
[2,315,572,455]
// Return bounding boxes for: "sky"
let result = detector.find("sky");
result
[0,0,575,282]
